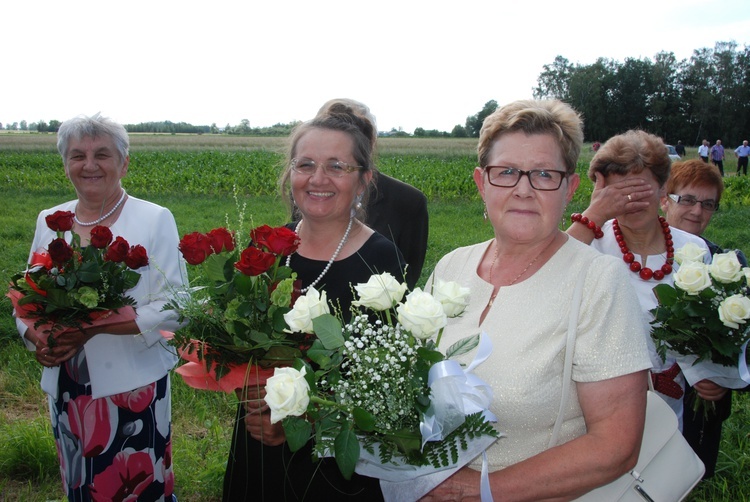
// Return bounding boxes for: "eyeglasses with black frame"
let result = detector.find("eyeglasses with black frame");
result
[484,166,568,191]
[668,193,720,212]
[291,158,362,178]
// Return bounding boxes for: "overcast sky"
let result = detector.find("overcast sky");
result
[2,0,748,133]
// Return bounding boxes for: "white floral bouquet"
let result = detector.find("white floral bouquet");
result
[264,273,499,499]
[651,243,750,411]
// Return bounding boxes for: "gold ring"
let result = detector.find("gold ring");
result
[627,194,632,201]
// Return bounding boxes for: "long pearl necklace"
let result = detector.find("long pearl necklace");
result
[74,190,127,227]
[613,216,674,281]
[286,217,354,293]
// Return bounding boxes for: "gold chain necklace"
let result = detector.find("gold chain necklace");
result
[487,237,555,307]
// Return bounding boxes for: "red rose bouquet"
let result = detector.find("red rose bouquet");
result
[163,224,304,391]
[8,210,147,344]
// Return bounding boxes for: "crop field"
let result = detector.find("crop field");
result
[1,133,748,501]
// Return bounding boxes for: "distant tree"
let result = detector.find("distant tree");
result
[451,124,468,137]
[413,127,426,137]
[48,120,62,132]
[0,122,3,130]
[20,120,28,131]
[210,123,219,134]
[7,122,19,130]
[533,55,573,100]
[465,100,498,137]
[36,120,48,132]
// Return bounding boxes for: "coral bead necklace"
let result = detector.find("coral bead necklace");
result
[612,216,674,281]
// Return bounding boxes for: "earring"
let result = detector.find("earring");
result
[483,207,488,222]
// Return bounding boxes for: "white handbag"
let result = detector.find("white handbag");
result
[549,275,705,501]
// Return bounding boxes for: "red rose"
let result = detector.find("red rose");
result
[251,225,299,256]
[104,236,130,262]
[178,232,213,265]
[235,247,276,276]
[125,245,149,269]
[90,226,114,249]
[207,228,235,253]
[268,226,300,256]
[249,225,274,250]
[48,238,74,264]
[45,211,75,232]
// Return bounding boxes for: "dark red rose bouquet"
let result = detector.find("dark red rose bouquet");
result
[163,223,305,391]
[8,210,147,343]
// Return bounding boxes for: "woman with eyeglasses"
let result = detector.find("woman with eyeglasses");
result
[423,100,652,500]
[567,130,712,431]
[661,159,748,479]
[222,101,405,501]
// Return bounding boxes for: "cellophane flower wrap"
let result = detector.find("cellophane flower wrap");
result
[7,210,146,344]
[265,272,498,496]
[163,222,304,391]
[651,244,750,411]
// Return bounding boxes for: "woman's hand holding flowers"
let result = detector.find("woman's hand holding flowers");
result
[693,379,729,401]
[238,385,287,446]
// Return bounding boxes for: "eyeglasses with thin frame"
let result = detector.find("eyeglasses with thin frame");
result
[484,166,568,191]
[668,193,719,212]
[291,158,362,178]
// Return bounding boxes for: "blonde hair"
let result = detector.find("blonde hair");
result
[477,99,583,174]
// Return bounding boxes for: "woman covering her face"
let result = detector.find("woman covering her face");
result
[568,130,713,428]
[423,100,652,500]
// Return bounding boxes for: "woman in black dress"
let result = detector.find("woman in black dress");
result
[222,101,406,501]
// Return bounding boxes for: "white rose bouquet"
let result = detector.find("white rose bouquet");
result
[651,247,750,412]
[267,273,497,499]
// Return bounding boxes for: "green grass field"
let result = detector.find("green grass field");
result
[0,134,748,501]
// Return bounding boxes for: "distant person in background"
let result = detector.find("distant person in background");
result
[698,139,710,163]
[675,140,686,157]
[316,98,428,289]
[661,159,749,478]
[710,139,725,175]
[734,140,749,176]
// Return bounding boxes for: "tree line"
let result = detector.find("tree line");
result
[533,41,749,147]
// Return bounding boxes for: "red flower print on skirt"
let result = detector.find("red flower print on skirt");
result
[111,383,156,414]
[67,394,112,457]
[89,450,155,501]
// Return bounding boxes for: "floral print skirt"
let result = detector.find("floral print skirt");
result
[49,350,175,502]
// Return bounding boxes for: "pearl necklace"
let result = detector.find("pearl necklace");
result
[74,190,127,227]
[286,217,354,293]
[613,217,674,281]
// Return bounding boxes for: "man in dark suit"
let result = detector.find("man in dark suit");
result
[367,172,428,289]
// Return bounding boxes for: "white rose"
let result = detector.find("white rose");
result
[351,272,407,311]
[717,294,750,329]
[283,287,330,334]
[265,367,310,424]
[431,279,470,317]
[674,243,708,265]
[709,252,743,284]
[396,288,447,340]
[673,261,711,295]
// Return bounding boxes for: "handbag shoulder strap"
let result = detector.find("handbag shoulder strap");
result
[548,272,587,449]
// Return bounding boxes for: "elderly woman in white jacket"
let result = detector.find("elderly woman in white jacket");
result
[14,114,185,502]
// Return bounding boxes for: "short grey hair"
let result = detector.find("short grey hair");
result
[57,113,130,164]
